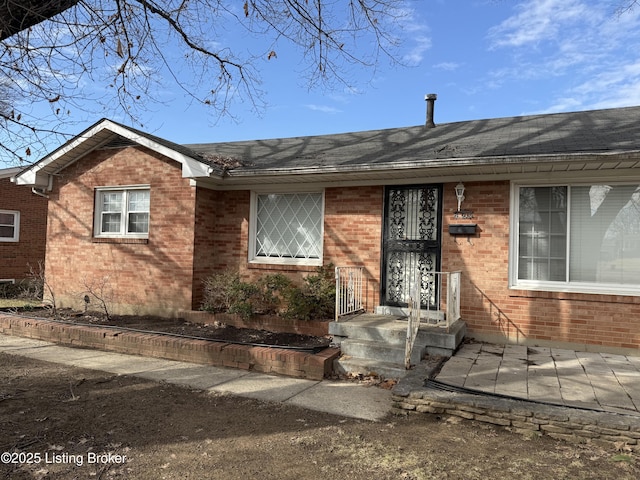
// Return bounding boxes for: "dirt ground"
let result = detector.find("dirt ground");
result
[1,353,638,480]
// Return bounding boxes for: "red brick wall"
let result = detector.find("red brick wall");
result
[46,147,197,315]
[0,175,48,281]
[324,186,383,311]
[44,150,640,352]
[441,181,640,354]
[192,188,252,308]
[191,186,384,312]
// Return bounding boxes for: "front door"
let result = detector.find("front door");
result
[381,185,443,308]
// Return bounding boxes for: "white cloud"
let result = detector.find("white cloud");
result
[403,36,432,66]
[433,62,461,71]
[479,0,640,114]
[488,0,591,49]
[304,104,342,114]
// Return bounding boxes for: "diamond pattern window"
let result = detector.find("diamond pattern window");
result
[251,192,323,265]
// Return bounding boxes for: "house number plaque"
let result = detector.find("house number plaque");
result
[454,210,474,219]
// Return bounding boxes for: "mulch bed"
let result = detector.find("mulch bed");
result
[10,308,331,350]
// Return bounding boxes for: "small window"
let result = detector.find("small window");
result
[94,187,150,238]
[0,210,19,242]
[249,191,324,266]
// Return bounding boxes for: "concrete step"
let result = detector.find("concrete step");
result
[375,305,445,322]
[330,318,407,346]
[329,313,467,379]
[339,338,423,366]
[333,355,408,380]
[330,316,466,352]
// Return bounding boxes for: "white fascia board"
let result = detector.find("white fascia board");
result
[98,121,213,178]
[13,120,214,188]
[181,156,214,178]
[13,166,47,187]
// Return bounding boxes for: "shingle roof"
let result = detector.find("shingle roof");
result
[14,105,640,189]
[186,106,640,174]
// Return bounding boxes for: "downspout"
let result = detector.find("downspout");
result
[31,187,49,199]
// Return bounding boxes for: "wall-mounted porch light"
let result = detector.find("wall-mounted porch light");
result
[455,182,465,212]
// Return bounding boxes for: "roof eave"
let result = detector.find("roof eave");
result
[13,119,218,188]
[191,150,640,190]
[224,149,640,178]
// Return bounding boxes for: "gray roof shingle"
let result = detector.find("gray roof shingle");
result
[185,106,640,174]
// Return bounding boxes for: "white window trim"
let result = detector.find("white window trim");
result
[94,185,150,239]
[248,190,324,267]
[0,279,16,284]
[509,180,640,297]
[0,209,20,242]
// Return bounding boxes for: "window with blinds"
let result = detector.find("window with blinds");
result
[512,183,640,294]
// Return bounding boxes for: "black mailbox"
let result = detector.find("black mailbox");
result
[449,224,477,235]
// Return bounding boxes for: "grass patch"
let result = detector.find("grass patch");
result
[0,299,42,309]
[611,454,635,463]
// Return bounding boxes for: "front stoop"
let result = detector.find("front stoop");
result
[329,313,466,380]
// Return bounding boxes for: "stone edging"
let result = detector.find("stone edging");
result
[392,363,640,450]
[0,314,339,381]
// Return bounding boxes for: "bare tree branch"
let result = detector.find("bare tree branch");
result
[0,0,408,164]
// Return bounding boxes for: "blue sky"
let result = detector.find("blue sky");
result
[4,0,640,166]
[167,0,640,143]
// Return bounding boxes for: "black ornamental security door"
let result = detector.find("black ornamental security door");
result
[382,185,443,309]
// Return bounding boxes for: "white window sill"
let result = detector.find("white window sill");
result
[510,282,640,297]
[249,257,322,267]
[92,236,149,244]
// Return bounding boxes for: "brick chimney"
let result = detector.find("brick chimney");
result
[425,93,437,128]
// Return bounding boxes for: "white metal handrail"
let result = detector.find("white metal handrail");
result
[404,267,422,369]
[335,266,365,321]
[404,270,462,369]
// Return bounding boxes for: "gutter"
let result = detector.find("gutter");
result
[221,149,640,178]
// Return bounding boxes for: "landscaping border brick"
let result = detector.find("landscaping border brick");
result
[0,313,339,381]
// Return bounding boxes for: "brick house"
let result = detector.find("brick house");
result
[13,105,640,354]
[0,167,48,285]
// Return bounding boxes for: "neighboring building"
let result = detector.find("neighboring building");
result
[0,167,48,285]
[13,105,640,354]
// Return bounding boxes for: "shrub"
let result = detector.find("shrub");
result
[254,273,295,315]
[201,270,242,313]
[201,265,336,321]
[283,264,335,321]
[0,281,22,299]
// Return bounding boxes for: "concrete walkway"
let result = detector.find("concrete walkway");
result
[435,342,640,415]
[0,334,392,422]
[5,332,640,421]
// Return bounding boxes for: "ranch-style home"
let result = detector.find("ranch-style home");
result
[13,103,640,355]
[0,166,48,285]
